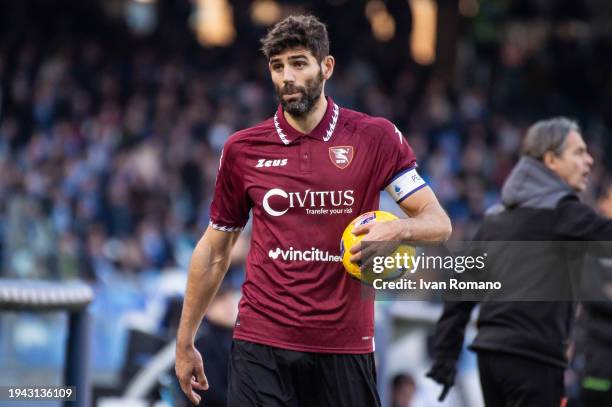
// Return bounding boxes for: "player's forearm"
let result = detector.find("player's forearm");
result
[176,236,232,349]
[399,203,452,242]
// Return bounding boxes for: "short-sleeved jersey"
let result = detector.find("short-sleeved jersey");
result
[210,97,425,353]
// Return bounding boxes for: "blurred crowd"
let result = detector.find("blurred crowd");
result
[0,38,263,280]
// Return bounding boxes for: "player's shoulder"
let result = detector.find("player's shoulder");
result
[222,117,275,154]
[341,107,397,135]
[341,107,402,143]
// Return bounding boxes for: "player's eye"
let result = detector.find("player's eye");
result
[272,64,283,72]
[293,61,306,69]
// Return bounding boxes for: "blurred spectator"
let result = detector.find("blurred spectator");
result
[390,373,416,407]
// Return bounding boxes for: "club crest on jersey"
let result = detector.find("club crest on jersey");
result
[329,146,354,169]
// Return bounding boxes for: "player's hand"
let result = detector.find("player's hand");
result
[425,358,457,402]
[349,219,406,263]
[175,344,209,405]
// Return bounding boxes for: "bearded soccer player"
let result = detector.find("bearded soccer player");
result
[175,15,451,406]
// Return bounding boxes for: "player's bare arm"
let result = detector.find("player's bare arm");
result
[175,226,241,405]
[349,186,451,262]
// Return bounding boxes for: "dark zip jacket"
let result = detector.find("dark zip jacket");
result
[432,157,612,368]
[581,255,612,356]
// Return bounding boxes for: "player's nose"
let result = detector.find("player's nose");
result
[283,67,296,83]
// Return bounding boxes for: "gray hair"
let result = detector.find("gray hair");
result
[521,117,581,160]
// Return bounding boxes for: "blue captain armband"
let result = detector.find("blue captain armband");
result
[385,167,427,203]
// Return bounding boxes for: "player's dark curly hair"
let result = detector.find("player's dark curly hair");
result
[260,15,329,62]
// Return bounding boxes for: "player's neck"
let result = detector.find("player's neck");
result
[283,94,328,135]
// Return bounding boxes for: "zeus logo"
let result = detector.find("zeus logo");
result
[262,188,355,217]
[256,158,288,168]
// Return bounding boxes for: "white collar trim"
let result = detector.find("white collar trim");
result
[273,112,291,145]
[274,102,340,145]
[323,103,340,142]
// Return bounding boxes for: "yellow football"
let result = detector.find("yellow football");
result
[340,210,416,283]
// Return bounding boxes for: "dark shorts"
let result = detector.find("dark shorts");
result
[477,350,566,407]
[228,339,381,407]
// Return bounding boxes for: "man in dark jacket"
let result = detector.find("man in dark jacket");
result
[426,117,612,407]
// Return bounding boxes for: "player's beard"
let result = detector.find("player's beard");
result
[276,69,324,117]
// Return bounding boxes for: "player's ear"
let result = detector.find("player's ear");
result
[321,55,335,80]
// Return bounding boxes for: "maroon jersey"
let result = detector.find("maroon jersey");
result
[210,97,424,353]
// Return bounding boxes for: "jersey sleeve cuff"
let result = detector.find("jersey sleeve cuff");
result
[384,167,427,203]
[209,221,245,232]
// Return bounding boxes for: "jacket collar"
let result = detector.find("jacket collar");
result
[495,156,576,211]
